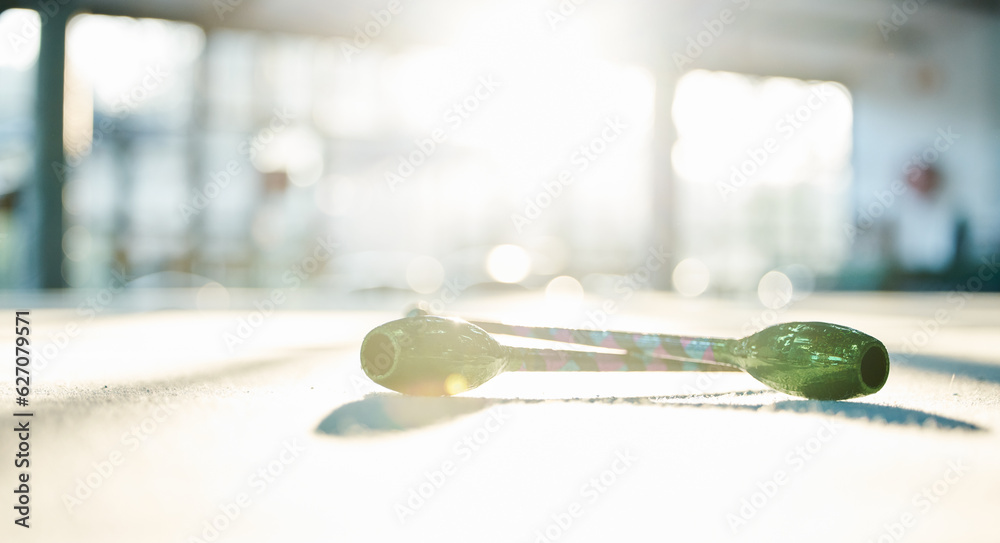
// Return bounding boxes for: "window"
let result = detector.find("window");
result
[671,69,853,298]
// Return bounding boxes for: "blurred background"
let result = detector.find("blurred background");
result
[1,6,999,542]
[1,0,999,307]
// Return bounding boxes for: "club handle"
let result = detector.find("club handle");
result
[472,320,736,368]
[506,346,741,373]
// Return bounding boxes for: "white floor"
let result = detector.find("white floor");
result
[0,291,997,542]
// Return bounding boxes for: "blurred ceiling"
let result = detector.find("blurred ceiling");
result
[2,0,997,42]
[3,0,478,40]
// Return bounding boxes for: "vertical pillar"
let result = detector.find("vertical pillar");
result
[989,17,1000,258]
[649,64,680,289]
[186,29,210,278]
[24,5,71,288]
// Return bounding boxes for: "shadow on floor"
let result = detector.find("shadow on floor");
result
[892,353,1000,385]
[316,395,501,435]
[677,399,981,431]
[316,391,982,436]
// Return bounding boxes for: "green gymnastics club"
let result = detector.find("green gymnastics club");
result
[360,316,889,401]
